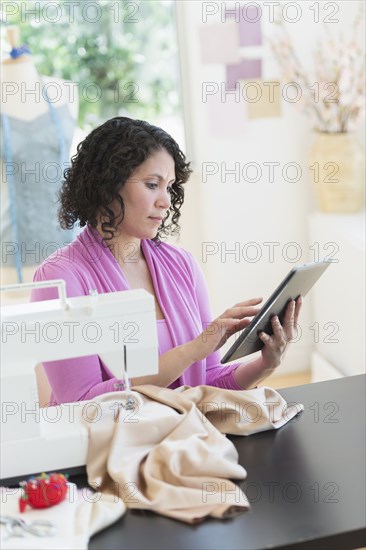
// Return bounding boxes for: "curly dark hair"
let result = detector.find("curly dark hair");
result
[58,117,192,242]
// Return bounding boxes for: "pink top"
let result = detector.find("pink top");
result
[31,225,242,404]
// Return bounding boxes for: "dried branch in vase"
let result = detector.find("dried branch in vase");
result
[268,3,366,133]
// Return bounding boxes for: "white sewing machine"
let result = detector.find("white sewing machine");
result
[0,280,158,483]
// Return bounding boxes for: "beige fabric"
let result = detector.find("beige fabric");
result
[0,484,125,549]
[83,384,303,524]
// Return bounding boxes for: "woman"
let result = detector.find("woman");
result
[31,117,302,405]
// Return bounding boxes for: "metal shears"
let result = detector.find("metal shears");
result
[0,515,57,540]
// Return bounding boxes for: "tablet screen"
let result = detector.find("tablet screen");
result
[221,260,331,363]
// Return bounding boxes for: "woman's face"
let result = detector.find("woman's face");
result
[116,148,175,240]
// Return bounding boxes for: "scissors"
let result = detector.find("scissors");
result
[0,515,57,540]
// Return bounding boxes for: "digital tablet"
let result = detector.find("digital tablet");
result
[221,260,331,364]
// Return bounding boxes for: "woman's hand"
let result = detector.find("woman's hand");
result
[233,296,303,390]
[189,298,263,363]
[136,297,263,389]
[259,296,303,370]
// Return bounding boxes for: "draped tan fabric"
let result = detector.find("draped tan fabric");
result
[0,385,302,549]
[83,384,303,524]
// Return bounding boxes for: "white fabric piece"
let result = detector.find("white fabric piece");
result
[0,484,125,549]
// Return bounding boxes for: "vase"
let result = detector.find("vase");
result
[309,132,365,213]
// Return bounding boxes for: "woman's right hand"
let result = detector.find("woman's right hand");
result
[189,297,263,362]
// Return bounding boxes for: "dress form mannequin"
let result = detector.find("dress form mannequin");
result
[1,26,79,297]
[1,27,80,403]
[1,27,78,120]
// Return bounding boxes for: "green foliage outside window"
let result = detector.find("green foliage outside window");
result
[2,0,181,130]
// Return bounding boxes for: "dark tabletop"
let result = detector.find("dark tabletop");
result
[71,374,366,550]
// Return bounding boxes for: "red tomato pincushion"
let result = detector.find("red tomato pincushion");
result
[19,472,68,512]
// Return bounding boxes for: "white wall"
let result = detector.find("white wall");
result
[174,0,365,374]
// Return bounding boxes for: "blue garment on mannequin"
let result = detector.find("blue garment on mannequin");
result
[1,103,76,278]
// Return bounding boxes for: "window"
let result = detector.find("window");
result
[2,0,184,141]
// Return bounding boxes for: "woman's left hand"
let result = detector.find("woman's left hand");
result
[259,296,302,370]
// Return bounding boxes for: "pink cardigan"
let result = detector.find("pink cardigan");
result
[31,225,242,404]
